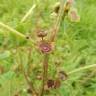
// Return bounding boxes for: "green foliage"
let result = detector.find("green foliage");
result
[0,0,96,96]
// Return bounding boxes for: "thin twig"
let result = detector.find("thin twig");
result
[40,54,49,96]
[20,4,36,23]
[68,64,96,75]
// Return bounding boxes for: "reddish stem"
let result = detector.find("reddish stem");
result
[40,54,49,96]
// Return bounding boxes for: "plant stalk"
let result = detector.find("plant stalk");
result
[40,54,49,96]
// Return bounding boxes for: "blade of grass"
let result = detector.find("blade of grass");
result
[0,22,36,45]
[68,64,96,75]
[0,22,25,38]
[20,4,36,23]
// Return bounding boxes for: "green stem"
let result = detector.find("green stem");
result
[68,64,96,75]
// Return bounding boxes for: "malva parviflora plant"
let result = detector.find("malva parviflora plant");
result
[0,0,96,96]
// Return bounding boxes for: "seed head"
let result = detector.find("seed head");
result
[68,9,80,22]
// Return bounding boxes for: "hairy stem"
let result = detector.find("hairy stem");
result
[40,54,49,96]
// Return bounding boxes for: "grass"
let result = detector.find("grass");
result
[0,0,96,96]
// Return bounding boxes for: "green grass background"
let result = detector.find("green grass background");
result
[0,0,96,96]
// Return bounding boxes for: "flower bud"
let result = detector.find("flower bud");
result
[47,79,54,88]
[38,41,52,54]
[68,8,80,22]
[58,71,68,80]
[37,29,47,38]
[67,0,74,5]
[53,2,60,14]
